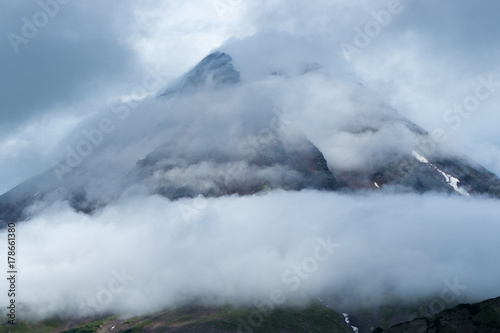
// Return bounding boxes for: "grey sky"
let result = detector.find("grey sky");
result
[1,0,500,193]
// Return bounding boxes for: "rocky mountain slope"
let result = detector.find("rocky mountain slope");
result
[1,301,352,333]
[1,51,500,230]
[0,52,338,228]
[333,119,500,198]
[374,296,500,333]
[3,297,500,332]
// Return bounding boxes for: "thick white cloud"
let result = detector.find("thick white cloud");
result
[1,190,499,319]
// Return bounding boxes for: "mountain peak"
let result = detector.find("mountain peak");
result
[162,51,240,95]
[197,51,233,70]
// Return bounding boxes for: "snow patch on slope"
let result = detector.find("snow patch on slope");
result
[412,151,429,164]
[342,313,359,333]
[436,169,470,197]
[412,151,469,197]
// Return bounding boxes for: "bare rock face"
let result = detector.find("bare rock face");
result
[130,136,338,200]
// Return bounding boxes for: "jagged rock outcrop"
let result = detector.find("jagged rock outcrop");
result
[374,296,500,333]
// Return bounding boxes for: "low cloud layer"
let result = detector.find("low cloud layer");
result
[2,190,499,319]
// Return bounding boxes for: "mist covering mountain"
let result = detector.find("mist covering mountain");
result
[1,34,500,331]
[0,50,343,226]
[1,47,499,228]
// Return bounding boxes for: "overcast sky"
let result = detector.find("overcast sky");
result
[1,0,500,193]
[1,0,500,323]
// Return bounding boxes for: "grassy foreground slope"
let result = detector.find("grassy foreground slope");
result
[4,296,500,332]
[1,301,351,333]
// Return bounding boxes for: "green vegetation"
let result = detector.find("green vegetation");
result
[0,316,62,333]
[208,301,350,332]
[1,321,30,333]
[5,297,499,333]
[90,301,351,332]
[62,316,117,333]
[122,318,155,333]
[475,302,500,330]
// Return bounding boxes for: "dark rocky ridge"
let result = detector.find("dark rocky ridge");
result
[333,116,500,197]
[161,51,240,96]
[374,296,500,332]
[335,153,500,197]
[129,136,338,199]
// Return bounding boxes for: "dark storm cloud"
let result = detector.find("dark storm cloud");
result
[0,1,141,131]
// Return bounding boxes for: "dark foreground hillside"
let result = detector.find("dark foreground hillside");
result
[3,297,500,333]
[374,296,500,333]
[1,301,351,333]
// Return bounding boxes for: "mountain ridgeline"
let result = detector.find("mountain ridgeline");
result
[1,51,500,228]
